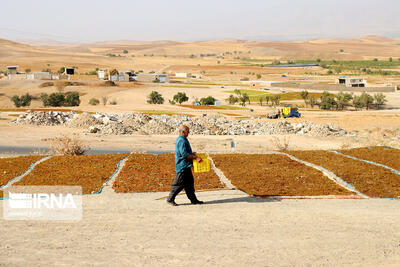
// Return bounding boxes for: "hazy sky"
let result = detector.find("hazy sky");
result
[1,0,400,43]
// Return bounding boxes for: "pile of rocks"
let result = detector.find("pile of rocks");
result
[13,111,348,137]
[13,110,74,126]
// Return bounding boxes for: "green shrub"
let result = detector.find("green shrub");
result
[40,92,80,107]
[11,93,32,107]
[89,98,100,106]
[200,96,216,105]
[173,92,189,105]
[64,92,80,106]
[109,99,117,105]
[147,91,164,104]
[320,91,336,110]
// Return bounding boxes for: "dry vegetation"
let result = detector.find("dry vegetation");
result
[14,154,128,194]
[0,155,44,198]
[211,153,353,196]
[113,153,224,193]
[49,134,89,155]
[287,150,400,198]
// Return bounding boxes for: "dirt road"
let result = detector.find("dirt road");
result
[0,190,399,266]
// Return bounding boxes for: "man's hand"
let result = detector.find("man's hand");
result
[196,156,203,163]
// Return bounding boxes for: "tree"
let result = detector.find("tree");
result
[359,92,374,110]
[389,57,393,62]
[239,93,249,106]
[265,95,270,106]
[200,96,216,105]
[64,92,80,106]
[256,73,262,79]
[258,96,264,106]
[11,93,32,107]
[25,68,31,73]
[309,96,317,108]
[316,58,321,63]
[147,91,164,104]
[320,91,337,110]
[58,67,65,74]
[271,95,281,106]
[300,90,309,106]
[89,98,100,106]
[352,95,363,110]
[173,92,189,105]
[123,49,128,54]
[335,92,353,110]
[373,93,387,110]
[233,89,242,96]
[227,94,238,104]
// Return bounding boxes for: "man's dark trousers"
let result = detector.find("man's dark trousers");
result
[167,167,198,203]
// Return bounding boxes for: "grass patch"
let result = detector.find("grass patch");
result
[181,105,248,110]
[161,85,210,89]
[135,110,193,116]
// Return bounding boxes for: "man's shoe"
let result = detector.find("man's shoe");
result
[191,200,204,205]
[167,200,179,206]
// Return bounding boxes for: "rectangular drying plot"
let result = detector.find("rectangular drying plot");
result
[113,153,224,193]
[0,156,44,199]
[14,154,128,194]
[339,146,400,171]
[210,154,354,196]
[287,150,400,198]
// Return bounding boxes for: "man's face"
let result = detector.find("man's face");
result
[181,127,189,137]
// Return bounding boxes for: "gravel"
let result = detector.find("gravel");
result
[13,111,349,137]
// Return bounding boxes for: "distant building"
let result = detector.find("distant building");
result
[98,70,106,80]
[26,72,52,80]
[175,72,192,78]
[6,66,19,75]
[336,76,367,87]
[241,80,282,87]
[135,73,169,83]
[63,67,75,75]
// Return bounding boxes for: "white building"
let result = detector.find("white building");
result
[175,72,192,78]
[337,76,367,87]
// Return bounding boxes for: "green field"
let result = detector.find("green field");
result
[161,85,210,89]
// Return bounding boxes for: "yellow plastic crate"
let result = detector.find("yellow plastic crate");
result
[193,153,210,173]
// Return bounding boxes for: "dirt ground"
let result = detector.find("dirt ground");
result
[1,190,400,266]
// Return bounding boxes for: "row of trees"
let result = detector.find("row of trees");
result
[147,91,217,105]
[11,92,81,107]
[227,89,281,107]
[300,90,387,110]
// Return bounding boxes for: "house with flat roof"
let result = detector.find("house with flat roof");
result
[337,76,367,87]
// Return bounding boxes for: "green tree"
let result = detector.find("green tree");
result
[239,93,249,106]
[335,92,353,110]
[58,67,65,74]
[300,90,309,106]
[352,95,363,110]
[309,96,317,108]
[123,49,128,54]
[389,57,393,62]
[147,91,164,104]
[373,93,387,110]
[265,95,270,106]
[256,73,262,79]
[89,98,100,106]
[11,93,32,107]
[227,94,238,104]
[200,96,216,105]
[320,91,337,110]
[359,92,374,110]
[64,92,80,106]
[258,96,264,106]
[173,92,189,105]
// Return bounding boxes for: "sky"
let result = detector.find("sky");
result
[1,0,400,43]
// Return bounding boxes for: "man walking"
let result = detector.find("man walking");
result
[167,125,204,206]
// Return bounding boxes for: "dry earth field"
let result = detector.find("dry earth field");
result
[1,36,400,266]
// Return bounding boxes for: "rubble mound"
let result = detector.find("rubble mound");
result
[13,111,349,137]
